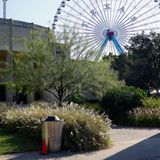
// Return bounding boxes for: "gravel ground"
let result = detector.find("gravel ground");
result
[0,126,160,160]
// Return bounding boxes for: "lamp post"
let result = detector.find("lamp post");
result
[2,0,7,19]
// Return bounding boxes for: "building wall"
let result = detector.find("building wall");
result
[0,18,50,103]
[0,18,49,51]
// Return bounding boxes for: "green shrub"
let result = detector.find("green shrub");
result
[67,93,86,104]
[1,102,111,152]
[101,86,147,122]
[142,97,160,108]
[127,107,160,127]
[0,103,11,124]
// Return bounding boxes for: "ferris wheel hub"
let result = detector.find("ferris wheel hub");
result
[102,29,119,39]
[107,30,114,36]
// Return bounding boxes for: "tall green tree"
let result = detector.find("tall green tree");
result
[9,28,122,104]
[111,32,160,95]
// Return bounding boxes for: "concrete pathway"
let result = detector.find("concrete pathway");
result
[0,126,160,160]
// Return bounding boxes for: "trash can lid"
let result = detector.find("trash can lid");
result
[45,115,60,121]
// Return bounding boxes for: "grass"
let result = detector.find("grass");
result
[0,128,40,155]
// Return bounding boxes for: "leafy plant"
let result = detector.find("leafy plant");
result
[142,97,160,108]
[67,91,86,104]
[127,107,160,127]
[111,32,160,95]
[1,102,111,152]
[101,86,147,122]
[0,103,11,124]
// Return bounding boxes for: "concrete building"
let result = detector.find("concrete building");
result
[0,18,50,103]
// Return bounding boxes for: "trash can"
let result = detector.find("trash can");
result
[42,115,64,152]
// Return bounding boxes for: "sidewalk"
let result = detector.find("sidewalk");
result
[0,126,160,160]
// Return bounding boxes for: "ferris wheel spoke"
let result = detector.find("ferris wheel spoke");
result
[109,44,112,54]
[79,33,102,41]
[122,8,160,29]
[125,34,137,38]
[106,45,109,56]
[113,0,124,25]
[61,12,99,32]
[115,0,136,25]
[126,19,160,31]
[81,31,102,39]
[112,0,119,25]
[128,26,160,32]
[122,37,132,43]
[83,29,100,36]
[87,41,104,59]
[85,39,101,48]
[84,37,101,45]
[70,0,103,26]
[106,0,113,27]
[114,0,130,25]
[107,43,111,54]
[87,40,103,51]
[57,17,97,31]
[111,44,115,54]
[121,5,159,27]
[111,44,114,55]
[117,0,153,26]
[100,0,109,24]
[71,44,93,57]
[57,17,94,31]
[83,0,105,24]
[120,41,128,48]
[93,0,108,25]
[78,31,99,37]
[110,0,113,26]
[120,39,130,46]
[102,0,112,27]
[94,46,105,60]
[80,35,101,44]
[111,45,114,54]
[113,44,119,55]
[116,0,143,25]
[82,0,105,24]
[63,5,101,28]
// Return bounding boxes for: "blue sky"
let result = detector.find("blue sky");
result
[0,0,60,28]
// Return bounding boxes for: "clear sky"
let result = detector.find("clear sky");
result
[0,0,60,28]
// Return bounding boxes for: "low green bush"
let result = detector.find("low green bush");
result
[101,86,147,122]
[67,93,86,104]
[1,102,111,152]
[126,107,160,127]
[142,97,160,108]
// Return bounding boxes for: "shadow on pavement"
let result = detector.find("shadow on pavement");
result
[104,133,160,160]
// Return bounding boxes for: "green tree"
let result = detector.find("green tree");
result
[8,28,122,104]
[111,32,160,95]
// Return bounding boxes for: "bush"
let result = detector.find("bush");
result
[67,93,86,104]
[0,103,11,124]
[126,107,160,127]
[142,97,160,108]
[1,102,111,152]
[101,86,147,122]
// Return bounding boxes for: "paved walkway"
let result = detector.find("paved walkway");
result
[0,126,160,160]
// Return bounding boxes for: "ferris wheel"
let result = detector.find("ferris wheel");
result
[53,0,160,58]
